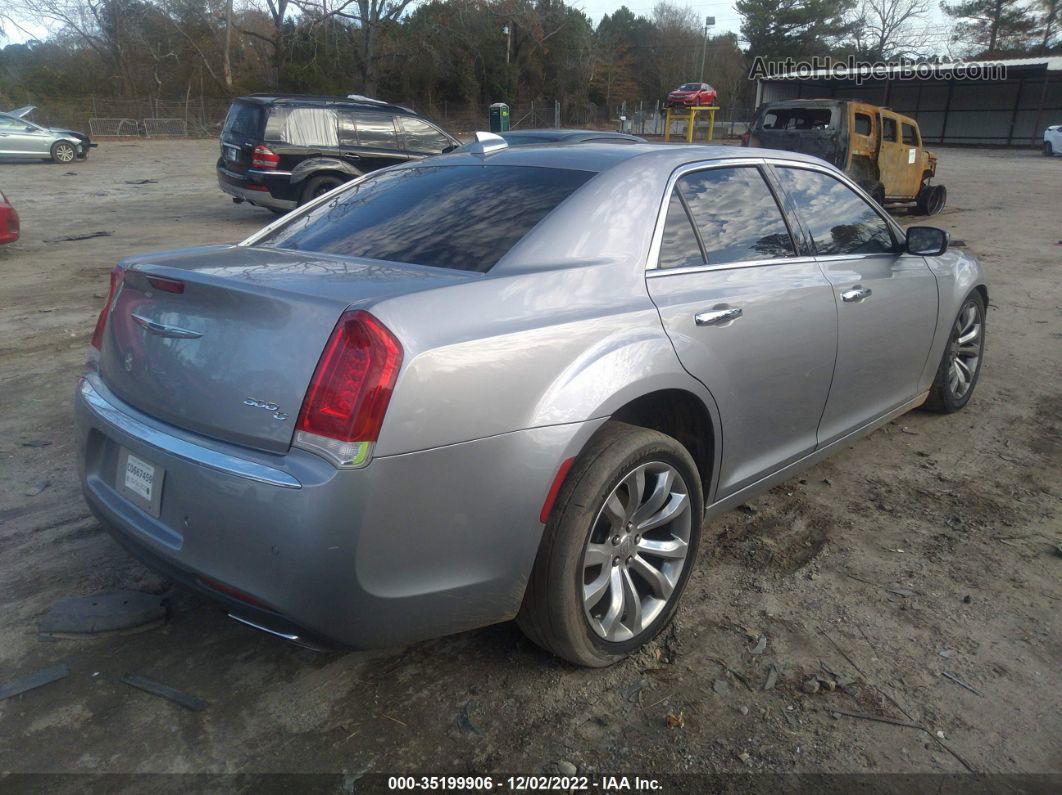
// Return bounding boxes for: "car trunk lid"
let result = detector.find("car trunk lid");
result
[98,245,471,454]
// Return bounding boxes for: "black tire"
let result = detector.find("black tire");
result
[50,141,77,164]
[917,184,946,216]
[923,291,986,413]
[517,421,704,667]
[1045,141,1055,157]
[300,174,347,205]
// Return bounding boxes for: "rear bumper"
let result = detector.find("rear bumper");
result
[216,163,297,211]
[75,374,602,649]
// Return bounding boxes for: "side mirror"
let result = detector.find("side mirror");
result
[906,225,949,257]
[25,125,35,132]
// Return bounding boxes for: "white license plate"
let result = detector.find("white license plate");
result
[117,448,165,516]
[124,453,156,501]
[224,144,239,162]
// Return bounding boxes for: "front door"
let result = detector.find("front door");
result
[771,165,938,445]
[646,164,837,497]
[0,116,43,156]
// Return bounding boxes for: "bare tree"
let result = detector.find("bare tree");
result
[852,0,933,60]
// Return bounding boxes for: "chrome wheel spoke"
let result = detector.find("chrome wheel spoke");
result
[598,566,626,638]
[637,536,688,560]
[621,467,646,518]
[583,567,611,608]
[633,469,674,525]
[602,493,626,530]
[636,491,689,532]
[631,554,675,600]
[958,326,979,346]
[583,542,612,567]
[620,568,642,633]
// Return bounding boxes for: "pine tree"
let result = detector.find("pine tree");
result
[736,0,857,60]
[941,0,1039,55]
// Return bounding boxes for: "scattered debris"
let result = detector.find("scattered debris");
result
[708,657,753,691]
[121,673,207,711]
[801,677,820,695]
[665,711,684,729]
[713,678,730,695]
[124,179,158,185]
[62,171,77,176]
[557,761,577,776]
[942,671,982,697]
[20,440,51,448]
[763,664,779,691]
[737,503,757,515]
[24,480,51,496]
[750,636,767,655]
[38,590,167,640]
[43,231,113,243]
[833,709,923,730]
[455,702,480,734]
[737,751,751,765]
[738,705,749,716]
[938,649,957,659]
[963,595,973,604]
[383,714,407,727]
[0,663,70,701]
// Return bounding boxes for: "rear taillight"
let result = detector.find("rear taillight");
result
[90,265,124,350]
[147,275,185,294]
[294,310,403,468]
[251,144,280,170]
[740,131,751,147]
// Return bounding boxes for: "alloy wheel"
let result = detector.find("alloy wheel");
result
[55,143,75,163]
[581,461,692,642]
[948,300,982,400]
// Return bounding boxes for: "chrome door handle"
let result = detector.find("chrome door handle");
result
[695,307,743,326]
[841,286,872,303]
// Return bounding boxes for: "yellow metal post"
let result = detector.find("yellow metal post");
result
[663,106,719,144]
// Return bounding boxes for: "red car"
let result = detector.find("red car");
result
[665,82,718,109]
[0,192,19,244]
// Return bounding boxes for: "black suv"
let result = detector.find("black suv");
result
[217,94,460,213]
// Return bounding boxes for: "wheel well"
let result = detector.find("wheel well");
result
[973,284,988,306]
[302,170,349,185]
[610,389,715,498]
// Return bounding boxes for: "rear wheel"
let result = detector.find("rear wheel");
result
[917,184,946,216]
[300,174,347,205]
[517,422,704,667]
[50,141,77,164]
[1045,141,1055,156]
[924,291,985,413]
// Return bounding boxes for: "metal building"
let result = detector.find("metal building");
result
[754,57,1062,146]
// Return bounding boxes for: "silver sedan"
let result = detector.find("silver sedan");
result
[75,139,987,666]
[0,107,95,163]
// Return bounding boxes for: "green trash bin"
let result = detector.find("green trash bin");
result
[489,103,510,133]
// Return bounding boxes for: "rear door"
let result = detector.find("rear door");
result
[348,111,408,171]
[771,165,937,444]
[876,111,909,198]
[645,163,837,496]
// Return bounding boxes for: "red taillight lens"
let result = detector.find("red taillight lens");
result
[295,311,402,467]
[740,131,751,147]
[147,275,185,294]
[90,265,124,350]
[251,144,280,170]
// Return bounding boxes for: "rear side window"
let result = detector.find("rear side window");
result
[774,167,896,255]
[676,167,795,265]
[759,107,833,131]
[222,102,263,141]
[259,165,593,272]
[854,113,872,136]
[658,193,704,269]
[400,117,452,154]
[902,123,919,146]
[882,117,898,142]
[352,112,397,148]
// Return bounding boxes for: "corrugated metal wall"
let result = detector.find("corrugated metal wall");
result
[757,70,1062,145]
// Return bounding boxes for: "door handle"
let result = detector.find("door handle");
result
[695,307,743,326]
[841,286,872,303]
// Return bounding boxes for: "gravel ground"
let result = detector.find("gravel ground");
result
[0,140,1059,783]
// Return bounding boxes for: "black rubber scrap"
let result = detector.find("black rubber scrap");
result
[0,663,70,701]
[121,674,208,711]
[38,590,167,640]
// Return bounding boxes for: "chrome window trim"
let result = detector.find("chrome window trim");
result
[79,379,303,489]
[645,156,905,273]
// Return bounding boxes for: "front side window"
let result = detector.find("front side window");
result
[258,165,593,272]
[0,115,26,130]
[676,167,795,265]
[854,113,872,136]
[774,167,896,256]
[400,117,452,154]
[902,123,919,146]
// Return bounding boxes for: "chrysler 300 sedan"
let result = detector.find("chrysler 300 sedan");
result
[76,139,987,666]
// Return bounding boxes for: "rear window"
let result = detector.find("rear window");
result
[854,113,872,136]
[222,101,263,141]
[258,165,594,272]
[759,107,834,131]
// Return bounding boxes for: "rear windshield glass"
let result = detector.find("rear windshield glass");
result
[222,101,262,141]
[258,165,594,272]
[759,107,834,131]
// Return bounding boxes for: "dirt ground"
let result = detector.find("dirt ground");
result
[0,140,1059,785]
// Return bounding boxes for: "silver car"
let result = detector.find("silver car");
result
[75,140,987,666]
[0,106,95,163]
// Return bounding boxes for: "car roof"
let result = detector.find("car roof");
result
[422,142,831,174]
[238,94,416,116]
[502,129,644,142]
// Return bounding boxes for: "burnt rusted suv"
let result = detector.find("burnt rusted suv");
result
[743,99,946,215]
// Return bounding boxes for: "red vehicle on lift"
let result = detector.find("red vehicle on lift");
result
[665,82,718,109]
[0,192,19,244]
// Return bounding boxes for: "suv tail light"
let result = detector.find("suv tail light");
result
[294,310,403,468]
[90,265,124,350]
[740,131,751,147]
[251,144,280,170]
